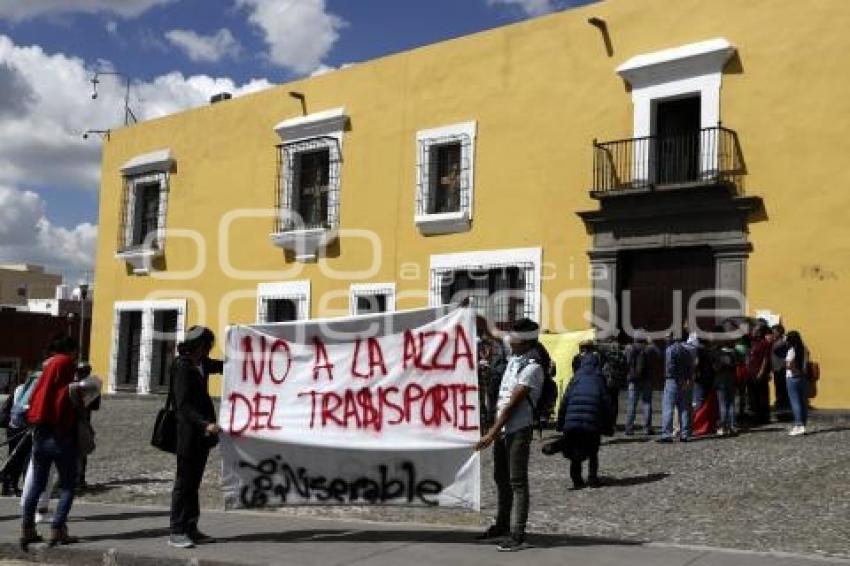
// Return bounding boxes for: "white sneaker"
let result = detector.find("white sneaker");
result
[789,426,805,437]
[35,509,52,524]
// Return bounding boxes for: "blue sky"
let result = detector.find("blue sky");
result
[0,0,594,282]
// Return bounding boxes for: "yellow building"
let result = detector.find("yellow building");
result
[91,0,850,407]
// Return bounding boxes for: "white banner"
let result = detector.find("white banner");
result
[219,307,480,510]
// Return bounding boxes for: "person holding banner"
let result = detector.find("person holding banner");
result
[168,327,221,550]
[475,318,544,552]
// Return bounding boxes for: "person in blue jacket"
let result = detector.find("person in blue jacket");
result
[555,354,612,489]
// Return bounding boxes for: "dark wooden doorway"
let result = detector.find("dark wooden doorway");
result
[115,311,143,390]
[150,310,179,393]
[619,247,715,335]
[654,95,701,185]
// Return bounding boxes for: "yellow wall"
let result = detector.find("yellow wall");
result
[91,0,850,406]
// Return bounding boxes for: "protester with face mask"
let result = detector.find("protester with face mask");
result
[474,318,543,552]
[168,326,222,549]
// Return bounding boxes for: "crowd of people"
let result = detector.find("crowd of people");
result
[0,326,222,552]
[0,316,816,554]
[472,316,817,551]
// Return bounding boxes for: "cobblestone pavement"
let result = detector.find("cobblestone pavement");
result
[17,396,850,558]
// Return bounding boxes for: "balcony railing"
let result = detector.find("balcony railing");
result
[592,126,744,195]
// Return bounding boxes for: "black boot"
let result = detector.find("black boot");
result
[20,525,42,551]
[48,525,79,547]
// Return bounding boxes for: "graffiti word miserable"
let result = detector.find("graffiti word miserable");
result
[238,457,443,507]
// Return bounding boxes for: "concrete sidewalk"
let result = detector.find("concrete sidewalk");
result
[0,499,847,566]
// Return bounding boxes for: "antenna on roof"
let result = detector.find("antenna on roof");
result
[89,66,139,126]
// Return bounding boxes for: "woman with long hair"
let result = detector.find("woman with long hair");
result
[168,326,220,549]
[784,331,808,436]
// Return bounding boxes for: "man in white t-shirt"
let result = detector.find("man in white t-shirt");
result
[474,318,543,552]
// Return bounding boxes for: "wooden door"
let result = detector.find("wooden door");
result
[619,247,715,335]
[654,96,701,185]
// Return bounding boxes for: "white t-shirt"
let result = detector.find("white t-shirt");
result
[496,355,543,435]
[785,347,805,379]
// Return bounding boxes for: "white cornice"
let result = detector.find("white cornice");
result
[617,38,736,87]
[120,149,174,177]
[274,107,347,142]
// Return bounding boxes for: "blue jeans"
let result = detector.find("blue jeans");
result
[715,378,736,430]
[786,376,808,426]
[661,379,691,440]
[22,429,78,529]
[624,381,652,433]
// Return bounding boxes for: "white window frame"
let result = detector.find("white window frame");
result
[415,121,477,235]
[616,38,736,183]
[256,280,311,323]
[429,247,542,323]
[116,149,174,275]
[272,108,347,262]
[349,283,396,315]
[108,299,186,394]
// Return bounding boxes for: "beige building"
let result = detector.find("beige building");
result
[0,264,62,306]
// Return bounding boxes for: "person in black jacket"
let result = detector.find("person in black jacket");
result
[555,354,611,489]
[168,326,221,549]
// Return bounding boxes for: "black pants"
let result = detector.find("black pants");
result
[493,427,532,537]
[565,430,600,487]
[78,455,88,486]
[3,427,31,492]
[170,450,208,535]
[748,377,771,425]
[773,370,790,411]
[607,385,620,431]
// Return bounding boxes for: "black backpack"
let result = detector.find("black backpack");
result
[532,344,558,420]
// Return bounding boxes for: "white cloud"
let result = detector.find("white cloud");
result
[0,34,273,193]
[0,185,97,282]
[235,0,346,75]
[487,0,558,17]
[165,28,242,63]
[0,34,274,279]
[0,0,176,22]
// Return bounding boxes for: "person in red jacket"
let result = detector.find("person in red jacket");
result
[20,335,80,550]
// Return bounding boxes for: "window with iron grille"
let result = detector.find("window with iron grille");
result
[277,137,341,233]
[417,132,472,218]
[429,142,462,214]
[264,298,298,323]
[355,294,388,315]
[133,182,161,247]
[434,263,535,330]
[118,172,168,251]
[350,283,395,316]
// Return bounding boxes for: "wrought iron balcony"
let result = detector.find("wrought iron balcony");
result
[591,126,744,196]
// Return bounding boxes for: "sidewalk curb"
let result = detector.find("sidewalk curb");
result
[647,542,850,564]
[0,542,236,566]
